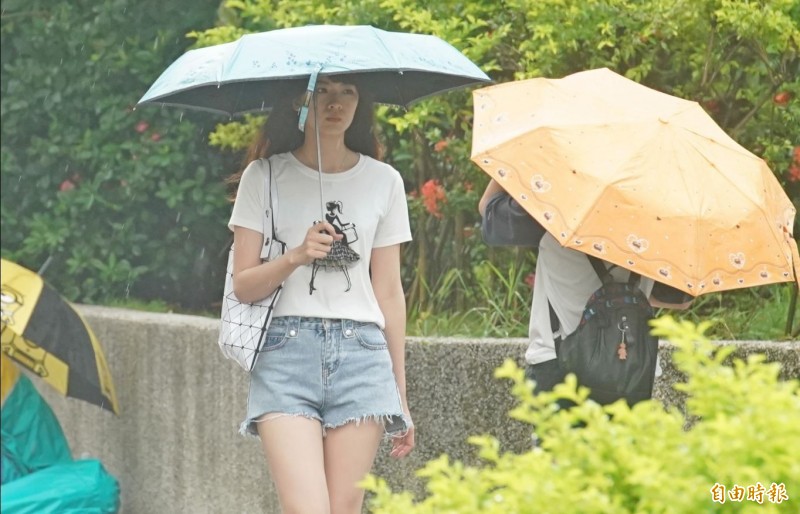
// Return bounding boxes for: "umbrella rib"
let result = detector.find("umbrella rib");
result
[370,30,406,106]
[683,136,788,265]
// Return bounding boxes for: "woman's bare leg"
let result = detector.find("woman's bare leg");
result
[323,420,384,514]
[258,415,329,514]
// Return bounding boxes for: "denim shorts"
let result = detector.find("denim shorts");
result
[240,316,409,437]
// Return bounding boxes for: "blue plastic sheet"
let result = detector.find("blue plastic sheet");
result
[1,363,119,513]
[1,373,71,478]
[0,459,119,514]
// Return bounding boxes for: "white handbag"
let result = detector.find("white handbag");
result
[218,158,286,371]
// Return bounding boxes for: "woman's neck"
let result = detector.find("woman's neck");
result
[293,141,357,174]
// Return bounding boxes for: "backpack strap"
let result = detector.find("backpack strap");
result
[587,255,611,283]
[588,255,641,287]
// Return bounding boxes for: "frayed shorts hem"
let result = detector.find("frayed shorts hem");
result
[239,411,409,438]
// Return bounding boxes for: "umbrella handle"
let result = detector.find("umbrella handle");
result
[298,64,323,133]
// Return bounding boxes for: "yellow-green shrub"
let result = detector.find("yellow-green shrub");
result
[364,317,800,513]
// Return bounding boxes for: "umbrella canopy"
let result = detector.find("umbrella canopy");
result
[0,259,119,414]
[137,24,491,115]
[471,68,800,296]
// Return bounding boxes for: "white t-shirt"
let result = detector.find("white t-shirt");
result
[228,152,412,328]
[525,233,656,365]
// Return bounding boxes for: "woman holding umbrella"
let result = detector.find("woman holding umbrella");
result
[227,74,414,513]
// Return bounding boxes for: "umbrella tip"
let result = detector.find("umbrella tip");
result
[37,255,54,275]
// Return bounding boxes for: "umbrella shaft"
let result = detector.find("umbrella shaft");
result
[314,94,325,221]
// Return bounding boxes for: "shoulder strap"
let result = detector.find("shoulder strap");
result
[587,255,611,282]
[588,254,640,287]
[262,158,278,241]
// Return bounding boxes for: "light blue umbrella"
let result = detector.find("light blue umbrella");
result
[137,24,491,272]
[137,24,491,116]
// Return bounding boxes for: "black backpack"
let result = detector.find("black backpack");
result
[554,256,658,406]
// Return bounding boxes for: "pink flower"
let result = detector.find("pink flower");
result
[59,179,76,192]
[434,139,449,152]
[150,132,161,142]
[135,121,149,133]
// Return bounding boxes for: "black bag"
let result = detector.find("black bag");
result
[554,256,658,406]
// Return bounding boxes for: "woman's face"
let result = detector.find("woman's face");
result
[302,76,360,136]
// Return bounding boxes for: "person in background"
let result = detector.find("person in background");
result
[479,179,693,399]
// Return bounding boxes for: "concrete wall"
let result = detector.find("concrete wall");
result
[35,306,799,514]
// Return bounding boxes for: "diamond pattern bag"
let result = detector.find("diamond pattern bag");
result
[218,158,285,371]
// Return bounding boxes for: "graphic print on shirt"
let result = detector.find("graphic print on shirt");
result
[310,200,360,294]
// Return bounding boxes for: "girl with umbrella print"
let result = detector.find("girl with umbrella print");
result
[227,74,415,513]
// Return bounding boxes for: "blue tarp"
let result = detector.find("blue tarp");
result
[1,367,119,513]
[1,459,119,514]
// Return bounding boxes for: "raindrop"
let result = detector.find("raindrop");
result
[200,248,206,259]
[65,164,70,173]
[80,44,84,53]
[59,58,63,65]
[176,212,182,223]
[179,112,184,122]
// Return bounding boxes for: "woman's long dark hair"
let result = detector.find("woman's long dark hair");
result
[226,75,382,195]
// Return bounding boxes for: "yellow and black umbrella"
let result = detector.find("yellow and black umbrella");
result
[0,258,119,414]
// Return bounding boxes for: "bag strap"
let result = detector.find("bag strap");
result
[266,158,278,241]
[587,255,640,287]
[587,254,610,282]
[261,157,279,247]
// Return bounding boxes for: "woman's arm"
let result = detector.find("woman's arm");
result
[370,243,415,458]
[231,222,341,303]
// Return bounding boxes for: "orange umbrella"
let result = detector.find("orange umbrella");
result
[471,68,799,296]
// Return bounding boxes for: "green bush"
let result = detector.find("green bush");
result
[2,0,796,330]
[0,0,229,308]
[363,317,800,513]
[193,0,799,334]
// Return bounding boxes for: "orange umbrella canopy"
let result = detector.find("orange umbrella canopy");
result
[471,68,799,296]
